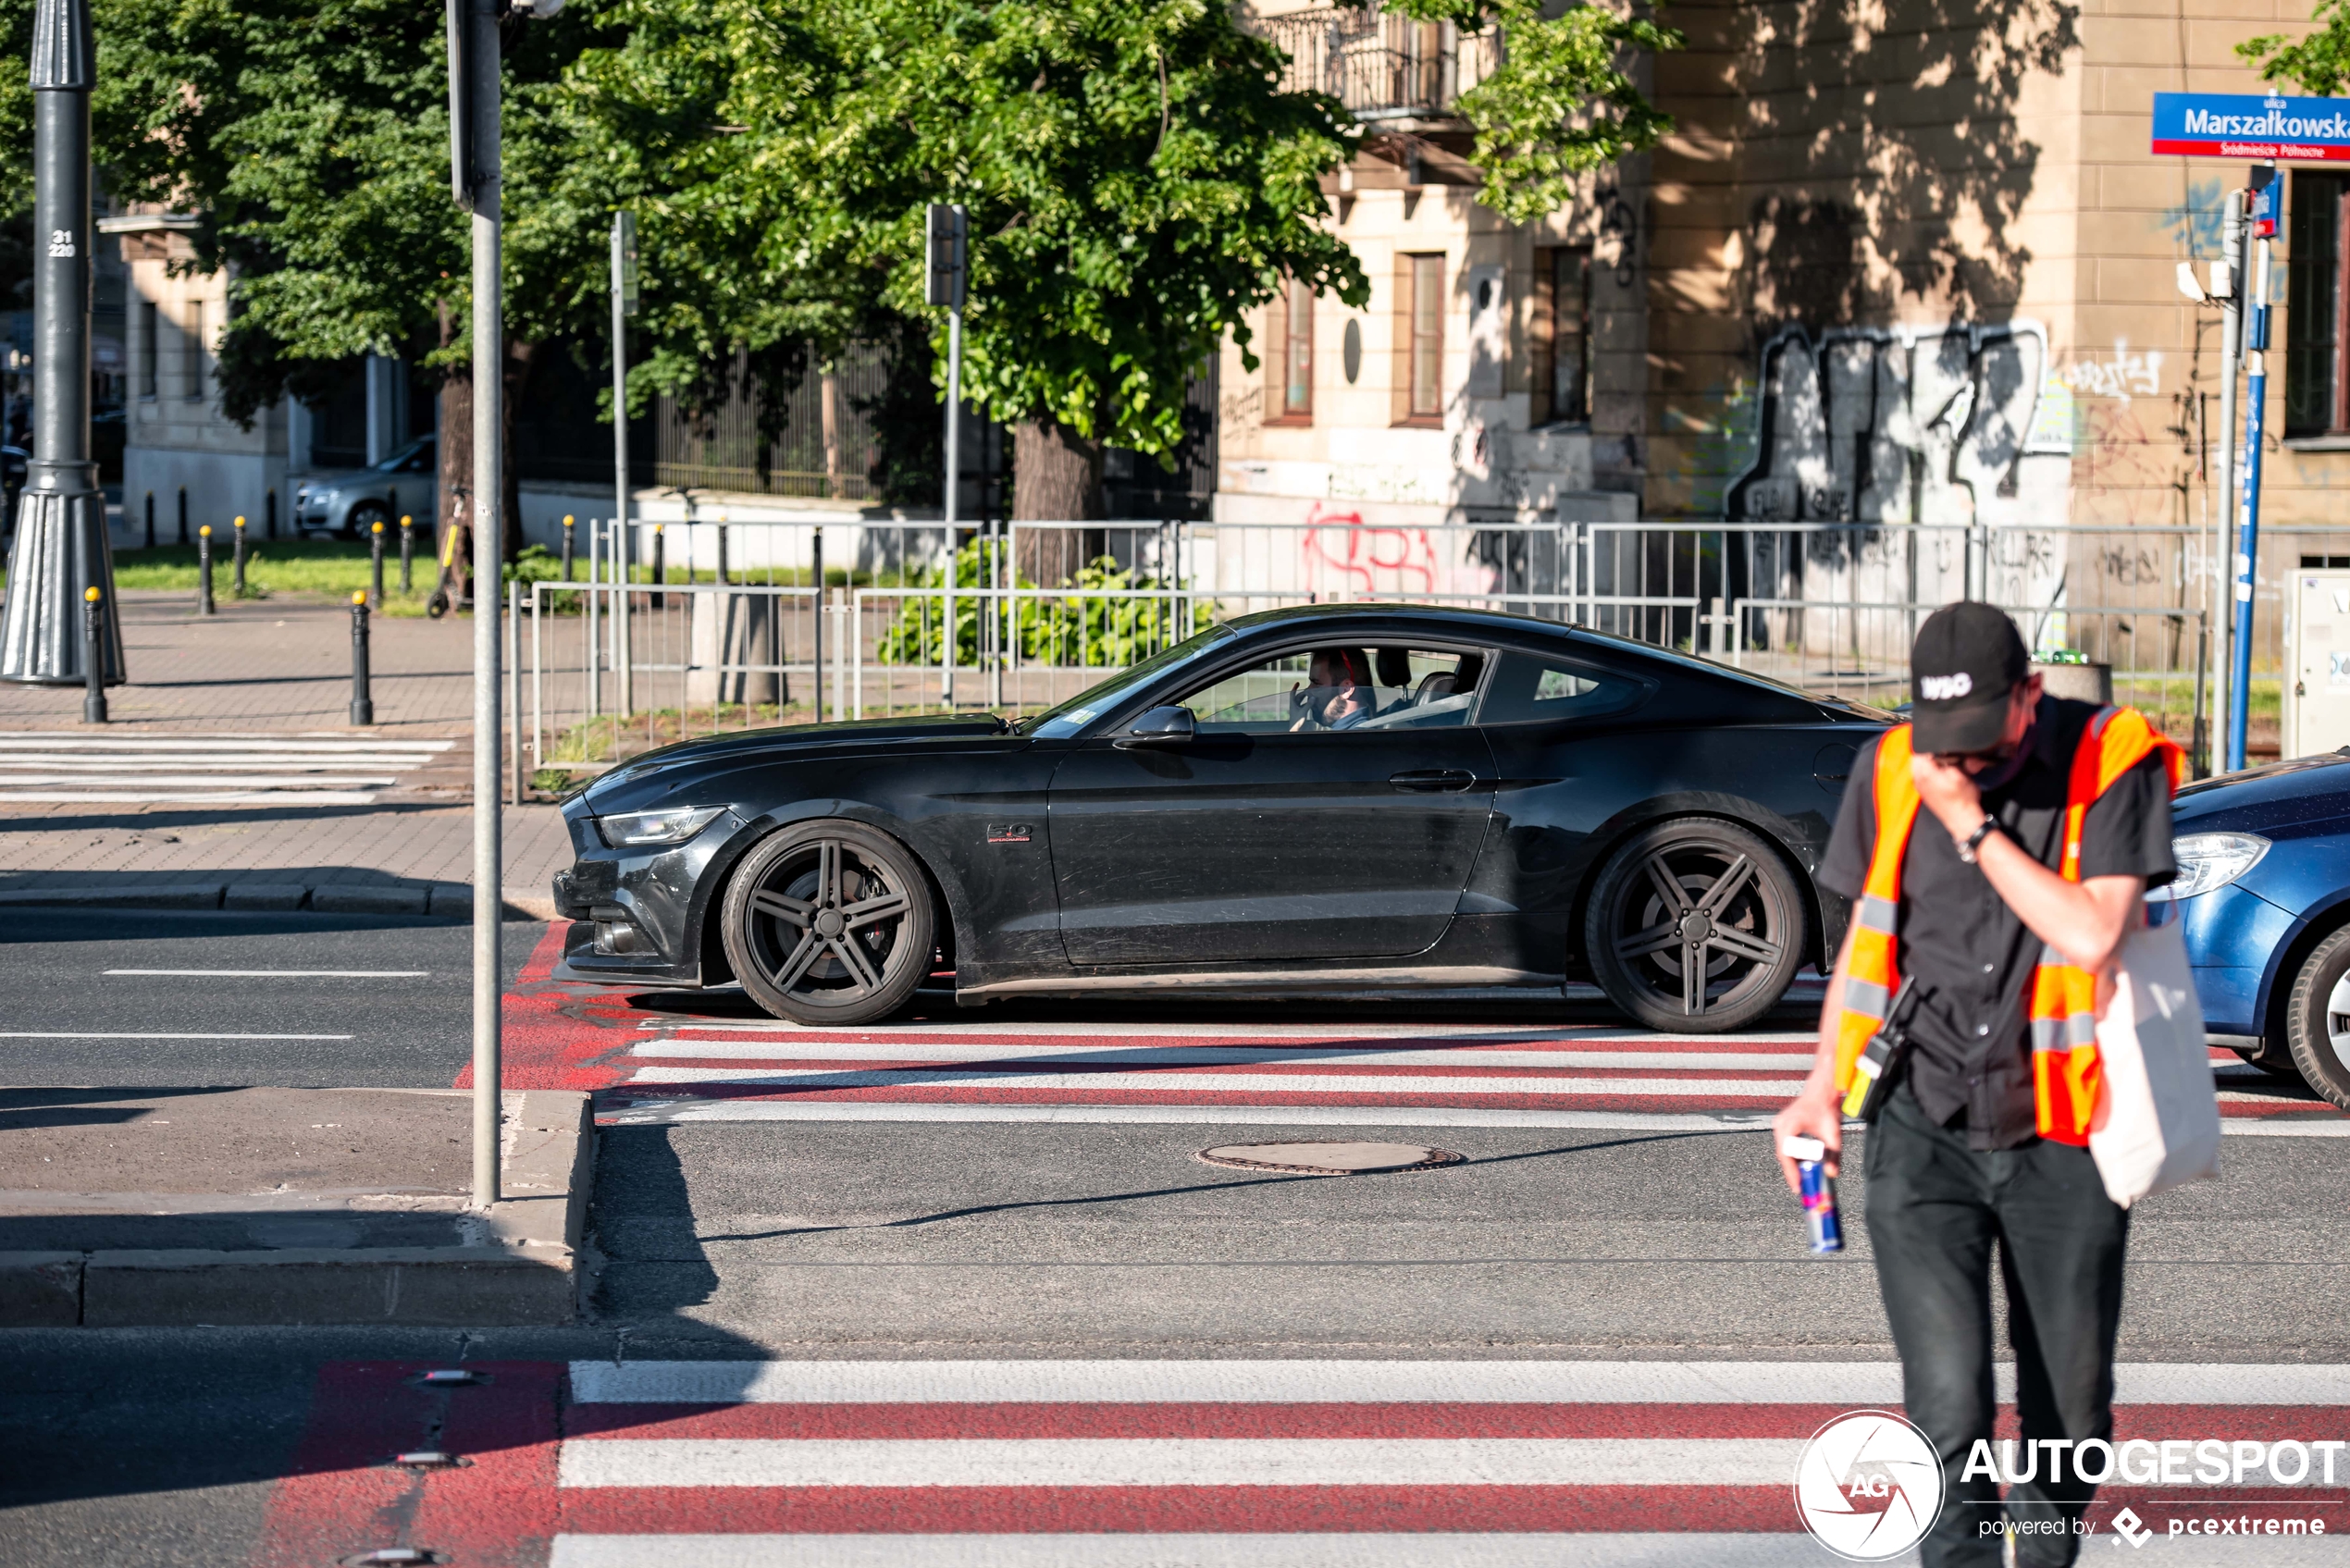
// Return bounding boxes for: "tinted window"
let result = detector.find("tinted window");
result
[1020,624,1238,737]
[1176,646,1482,735]
[1474,649,1645,725]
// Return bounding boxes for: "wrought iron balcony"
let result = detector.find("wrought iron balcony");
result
[1249,3,1498,123]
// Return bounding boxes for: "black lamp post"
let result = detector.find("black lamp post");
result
[0,0,121,686]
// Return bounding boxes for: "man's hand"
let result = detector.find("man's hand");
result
[1771,1077,1844,1195]
[1911,750,1988,842]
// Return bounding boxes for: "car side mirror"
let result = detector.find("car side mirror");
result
[1114,705,1195,749]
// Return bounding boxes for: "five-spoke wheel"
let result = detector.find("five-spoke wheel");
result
[1586,819,1803,1032]
[721,821,935,1024]
[2283,923,2350,1113]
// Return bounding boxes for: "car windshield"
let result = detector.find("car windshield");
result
[375,438,432,474]
[1015,624,1238,737]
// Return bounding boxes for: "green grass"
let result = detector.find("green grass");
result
[5,539,447,616]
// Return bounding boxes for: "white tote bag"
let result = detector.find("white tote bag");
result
[2087,920,2222,1208]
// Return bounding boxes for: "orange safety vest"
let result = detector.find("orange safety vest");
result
[1833,707,2185,1145]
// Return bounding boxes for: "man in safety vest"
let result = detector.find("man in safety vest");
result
[1774,601,2181,1566]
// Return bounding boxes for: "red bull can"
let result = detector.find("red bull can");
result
[1782,1134,1843,1253]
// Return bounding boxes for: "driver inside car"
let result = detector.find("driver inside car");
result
[1289,648,1375,731]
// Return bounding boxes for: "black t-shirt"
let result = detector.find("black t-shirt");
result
[1817,697,2176,1150]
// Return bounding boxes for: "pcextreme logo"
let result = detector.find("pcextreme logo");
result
[1794,1409,1947,1561]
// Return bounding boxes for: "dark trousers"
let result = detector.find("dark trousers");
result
[1864,1084,2130,1567]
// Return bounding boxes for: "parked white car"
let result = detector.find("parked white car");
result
[292,436,437,538]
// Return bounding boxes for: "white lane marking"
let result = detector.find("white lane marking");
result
[620,1068,1813,1096]
[626,1043,1824,1070]
[103,969,429,978]
[641,1020,1823,1043]
[549,1534,1915,1568]
[556,1436,1803,1489]
[566,1358,2350,1409]
[0,774,400,788]
[599,1100,2344,1138]
[0,1031,355,1040]
[0,791,381,804]
[0,754,443,766]
[0,734,451,751]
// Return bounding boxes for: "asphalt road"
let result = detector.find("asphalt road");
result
[0,907,545,1086]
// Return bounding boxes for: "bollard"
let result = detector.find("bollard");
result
[562,514,575,582]
[197,524,215,614]
[649,522,665,610]
[811,525,824,721]
[266,488,278,539]
[81,586,107,723]
[400,514,414,592]
[349,590,374,725]
[177,486,189,545]
[142,491,155,550]
[232,514,248,597]
[371,519,386,605]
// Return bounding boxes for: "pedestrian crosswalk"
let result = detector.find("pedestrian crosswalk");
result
[253,1358,2350,1567]
[593,1019,2350,1135]
[0,729,451,804]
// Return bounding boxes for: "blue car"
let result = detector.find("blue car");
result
[2155,747,2350,1110]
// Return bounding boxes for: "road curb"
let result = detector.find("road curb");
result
[0,883,560,921]
[0,1090,593,1327]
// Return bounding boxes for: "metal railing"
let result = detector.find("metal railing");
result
[1251,3,1499,120]
[516,516,2346,789]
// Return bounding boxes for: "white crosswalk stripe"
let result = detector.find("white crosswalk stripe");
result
[0,729,452,804]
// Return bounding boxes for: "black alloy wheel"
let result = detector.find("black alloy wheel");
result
[346,500,391,542]
[1586,819,1805,1033]
[721,821,936,1025]
[2282,923,2350,1113]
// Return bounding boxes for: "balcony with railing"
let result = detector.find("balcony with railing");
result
[1249,3,1499,124]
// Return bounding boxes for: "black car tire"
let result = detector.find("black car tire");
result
[2282,923,2350,1113]
[721,820,936,1026]
[347,500,390,542]
[1586,818,1806,1033]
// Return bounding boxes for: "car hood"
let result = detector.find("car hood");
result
[581,712,1017,809]
[2173,747,2350,833]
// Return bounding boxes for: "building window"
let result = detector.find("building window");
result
[1533,247,1591,426]
[1263,275,1314,424]
[184,300,207,401]
[136,301,156,399]
[1397,252,1443,424]
[2288,173,2349,436]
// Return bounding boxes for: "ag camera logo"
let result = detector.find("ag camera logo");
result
[1794,1410,1946,1561]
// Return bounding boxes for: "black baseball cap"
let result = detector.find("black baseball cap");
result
[1910,601,2029,754]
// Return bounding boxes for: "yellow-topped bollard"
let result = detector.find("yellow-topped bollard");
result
[231,514,249,597]
[399,513,415,592]
[562,513,576,582]
[81,586,106,722]
[370,516,387,604]
[196,525,216,615]
[350,588,374,725]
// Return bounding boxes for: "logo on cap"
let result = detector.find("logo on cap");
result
[1918,673,1973,701]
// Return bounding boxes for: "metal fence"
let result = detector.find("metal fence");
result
[514,517,2350,793]
[1252,3,1500,120]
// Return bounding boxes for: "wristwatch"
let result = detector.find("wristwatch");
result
[1957,817,2001,865]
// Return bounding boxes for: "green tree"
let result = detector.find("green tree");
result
[580,0,1367,567]
[1384,0,1682,225]
[2241,0,2350,93]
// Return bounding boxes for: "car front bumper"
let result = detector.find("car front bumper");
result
[551,805,749,987]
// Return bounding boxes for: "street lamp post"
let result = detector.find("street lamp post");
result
[0,0,123,688]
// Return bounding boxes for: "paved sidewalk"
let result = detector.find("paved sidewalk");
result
[0,591,575,915]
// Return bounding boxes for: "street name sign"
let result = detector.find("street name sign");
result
[2153,92,2350,161]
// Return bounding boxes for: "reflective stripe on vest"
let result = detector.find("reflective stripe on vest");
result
[1832,705,2183,1146]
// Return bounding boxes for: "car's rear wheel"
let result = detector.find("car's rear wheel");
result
[721,820,935,1025]
[2282,923,2350,1112]
[1586,819,1805,1033]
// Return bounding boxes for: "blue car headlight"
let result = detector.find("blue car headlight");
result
[595,805,725,848]
[2146,831,2270,902]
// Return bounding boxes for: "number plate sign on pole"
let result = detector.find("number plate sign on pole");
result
[926,203,966,710]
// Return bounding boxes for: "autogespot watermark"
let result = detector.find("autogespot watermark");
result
[1795,1411,1947,1561]
[1795,1417,2343,1556]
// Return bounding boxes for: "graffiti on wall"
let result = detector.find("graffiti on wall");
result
[1725,324,2073,528]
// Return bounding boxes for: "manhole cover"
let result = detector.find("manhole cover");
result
[1198,1141,1465,1175]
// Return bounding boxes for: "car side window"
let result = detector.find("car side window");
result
[1174,645,1484,735]
[1474,649,1645,726]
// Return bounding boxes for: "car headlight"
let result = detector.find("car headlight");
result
[595,806,726,848]
[2147,831,2270,902]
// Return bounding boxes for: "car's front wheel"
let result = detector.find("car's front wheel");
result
[721,820,935,1025]
[1586,819,1806,1033]
[2282,923,2350,1112]
[347,500,390,543]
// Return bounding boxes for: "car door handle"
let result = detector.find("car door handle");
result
[1389,769,1477,793]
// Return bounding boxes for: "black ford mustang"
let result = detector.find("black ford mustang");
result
[553,604,1886,1031]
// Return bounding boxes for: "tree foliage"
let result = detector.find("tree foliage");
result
[1385,0,1681,226]
[2241,0,2350,95]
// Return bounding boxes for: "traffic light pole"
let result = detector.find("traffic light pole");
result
[927,204,966,711]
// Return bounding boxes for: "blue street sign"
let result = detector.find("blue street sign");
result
[2153,92,2350,160]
